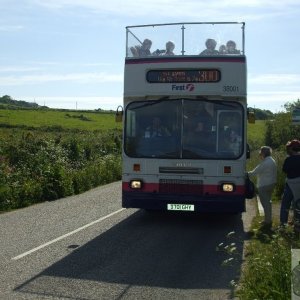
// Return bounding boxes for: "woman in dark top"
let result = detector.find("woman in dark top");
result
[280,139,300,226]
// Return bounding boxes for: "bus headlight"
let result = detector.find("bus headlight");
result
[222,183,235,192]
[130,180,143,189]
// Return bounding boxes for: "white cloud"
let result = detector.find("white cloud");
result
[248,73,300,111]
[0,67,41,73]
[0,72,123,86]
[0,25,23,32]
[0,62,117,71]
[249,73,300,86]
[248,90,300,112]
[31,0,300,19]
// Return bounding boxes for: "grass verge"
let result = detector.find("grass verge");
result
[234,211,300,299]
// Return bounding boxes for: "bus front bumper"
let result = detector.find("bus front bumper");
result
[122,191,245,213]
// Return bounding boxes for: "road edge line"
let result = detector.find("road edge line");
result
[11,208,125,261]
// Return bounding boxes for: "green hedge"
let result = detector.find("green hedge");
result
[247,110,300,201]
[0,129,122,211]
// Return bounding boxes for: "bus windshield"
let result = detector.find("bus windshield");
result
[125,99,243,159]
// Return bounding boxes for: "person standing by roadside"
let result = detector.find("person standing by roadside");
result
[248,146,277,227]
[280,139,300,227]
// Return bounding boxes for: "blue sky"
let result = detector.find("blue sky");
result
[0,0,300,112]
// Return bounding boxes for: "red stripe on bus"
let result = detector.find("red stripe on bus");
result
[125,57,246,65]
[122,182,245,195]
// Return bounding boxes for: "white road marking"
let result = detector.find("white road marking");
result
[12,208,126,261]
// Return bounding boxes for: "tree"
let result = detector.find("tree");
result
[0,95,13,103]
[247,107,273,120]
[284,98,300,112]
[265,99,300,149]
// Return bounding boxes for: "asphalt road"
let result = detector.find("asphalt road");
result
[0,181,256,300]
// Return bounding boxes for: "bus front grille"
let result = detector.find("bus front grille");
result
[159,179,203,194]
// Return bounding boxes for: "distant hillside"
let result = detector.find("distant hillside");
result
[0,95,47,109]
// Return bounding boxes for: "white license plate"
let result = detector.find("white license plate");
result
[167,204,195,211]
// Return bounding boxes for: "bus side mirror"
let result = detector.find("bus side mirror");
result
[115,105,123,122]
[247,111,255,124]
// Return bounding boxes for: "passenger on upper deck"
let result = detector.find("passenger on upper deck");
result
[199,38,219,55]
[152,41,175,56]
[219,44,227,54]
[226,40,241,54]
[130,38,152,57]
[165,41,175,56]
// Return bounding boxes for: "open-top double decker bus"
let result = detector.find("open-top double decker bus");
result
[121,22,249,213]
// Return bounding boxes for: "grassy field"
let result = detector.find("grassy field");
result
[247,119,266,140]
[0,108,122,211]
[0,109,121,131]
[247,119,266,150]
[0,108,265,135]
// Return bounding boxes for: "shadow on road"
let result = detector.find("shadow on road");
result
[15,209,251,299]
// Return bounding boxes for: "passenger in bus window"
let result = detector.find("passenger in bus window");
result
[199,39,219,55]
[194,102,215,132]
[228,128,242,155]
[184,102,216,152]
[218,127,232,153]
[144,117,171,138]
[226,40,241,54]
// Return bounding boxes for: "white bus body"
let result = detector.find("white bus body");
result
[122,22,248,213]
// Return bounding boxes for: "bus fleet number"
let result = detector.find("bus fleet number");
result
[223,85,239,92]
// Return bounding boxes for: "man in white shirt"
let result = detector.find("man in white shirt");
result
[248,146,277,227]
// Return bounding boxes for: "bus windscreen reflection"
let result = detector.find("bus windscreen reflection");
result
[125,99,243,159]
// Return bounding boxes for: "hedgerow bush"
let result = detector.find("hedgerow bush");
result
[263,110,300,200]
[265,112,300,149]
[247,104,300,201]
[0,129,122,211]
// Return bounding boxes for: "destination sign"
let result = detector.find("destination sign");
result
[146,69,221,83]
